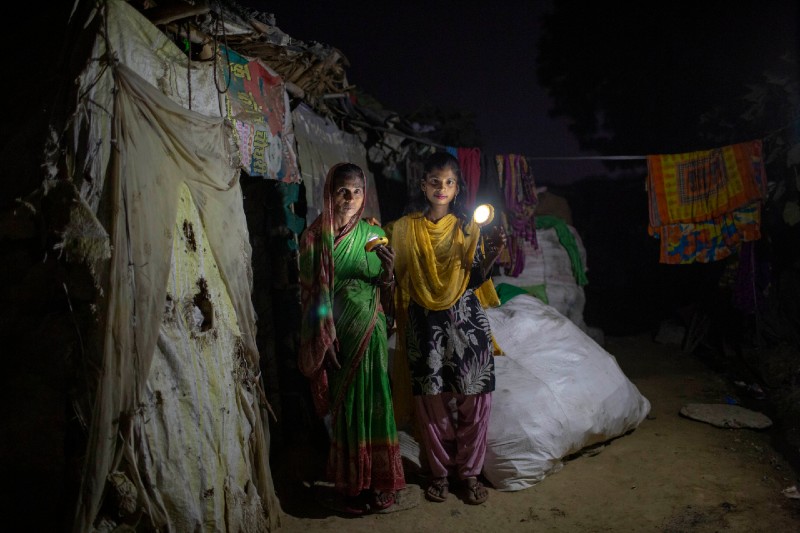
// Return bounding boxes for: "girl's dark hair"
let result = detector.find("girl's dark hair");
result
[405,151,470,229]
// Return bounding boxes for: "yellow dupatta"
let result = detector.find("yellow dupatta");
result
[389,211,500,318]
[395,213,481,310]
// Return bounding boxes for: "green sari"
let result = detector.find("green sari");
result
[299,163,404,496]
[324,220,404,495]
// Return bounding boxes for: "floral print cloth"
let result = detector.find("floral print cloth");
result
[405,251,496,396]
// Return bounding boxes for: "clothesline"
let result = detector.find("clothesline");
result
[377,124,649,160]
[525,155,646,160]
[372,116,797,163]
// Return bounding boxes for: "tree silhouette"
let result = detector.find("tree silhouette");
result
[536,1,799,160]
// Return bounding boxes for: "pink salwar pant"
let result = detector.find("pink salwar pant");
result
[413,392,492,480]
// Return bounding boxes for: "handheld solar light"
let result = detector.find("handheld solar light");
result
[472,204,495,227]
[365,234,389,252]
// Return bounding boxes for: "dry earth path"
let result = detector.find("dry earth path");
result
[274,334,800,532]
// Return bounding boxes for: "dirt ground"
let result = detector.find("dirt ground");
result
[271,333,800,533]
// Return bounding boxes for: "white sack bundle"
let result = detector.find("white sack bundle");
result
[484,294,650,491]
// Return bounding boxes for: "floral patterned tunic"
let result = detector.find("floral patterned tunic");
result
[405,248,496,396]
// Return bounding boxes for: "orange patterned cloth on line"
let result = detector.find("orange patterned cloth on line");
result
[646,140,767,227]
[646,140,768,264]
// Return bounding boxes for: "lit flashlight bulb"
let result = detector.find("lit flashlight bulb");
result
[473,204,494,226]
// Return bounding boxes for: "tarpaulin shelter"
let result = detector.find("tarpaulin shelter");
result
[9,1,426,528]
[36,0,304,530]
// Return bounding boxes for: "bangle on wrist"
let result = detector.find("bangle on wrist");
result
[379,273,395,286]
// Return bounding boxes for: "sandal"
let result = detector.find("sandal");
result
[425,477,449,502]
[465,477,488,505]
[371,490,395,511]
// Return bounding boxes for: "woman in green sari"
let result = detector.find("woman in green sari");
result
[298,163,405,514]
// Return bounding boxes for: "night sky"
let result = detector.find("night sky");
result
[3,1,797,194]
[244,1,799,185]
[246,0,608,183]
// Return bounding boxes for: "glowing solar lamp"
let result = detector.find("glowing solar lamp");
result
[473,204,495,227]
[365,234,389,252]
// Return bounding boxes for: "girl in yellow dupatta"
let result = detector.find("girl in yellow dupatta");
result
[298,163,405,514]
[386,152,506,506]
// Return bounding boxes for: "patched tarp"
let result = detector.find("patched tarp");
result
[60,1,280,530]
[69,0,225,214]
[72,61,280,533]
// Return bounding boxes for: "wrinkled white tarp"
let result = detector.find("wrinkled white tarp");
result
[63,3,281,531]
[71,60,280,533]
[483,294,651,491]
[71,0,226,213]
[139,184,273,531]
[59,2,317,531]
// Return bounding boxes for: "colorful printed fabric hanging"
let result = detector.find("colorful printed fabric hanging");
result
[646,140,767,264]
[457,147,482,209]
[497,154,538,276]
[222,47,300,182]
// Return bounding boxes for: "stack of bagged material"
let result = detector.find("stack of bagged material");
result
[482,294,651,491]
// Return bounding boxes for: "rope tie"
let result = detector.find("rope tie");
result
[213,11,232,94]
